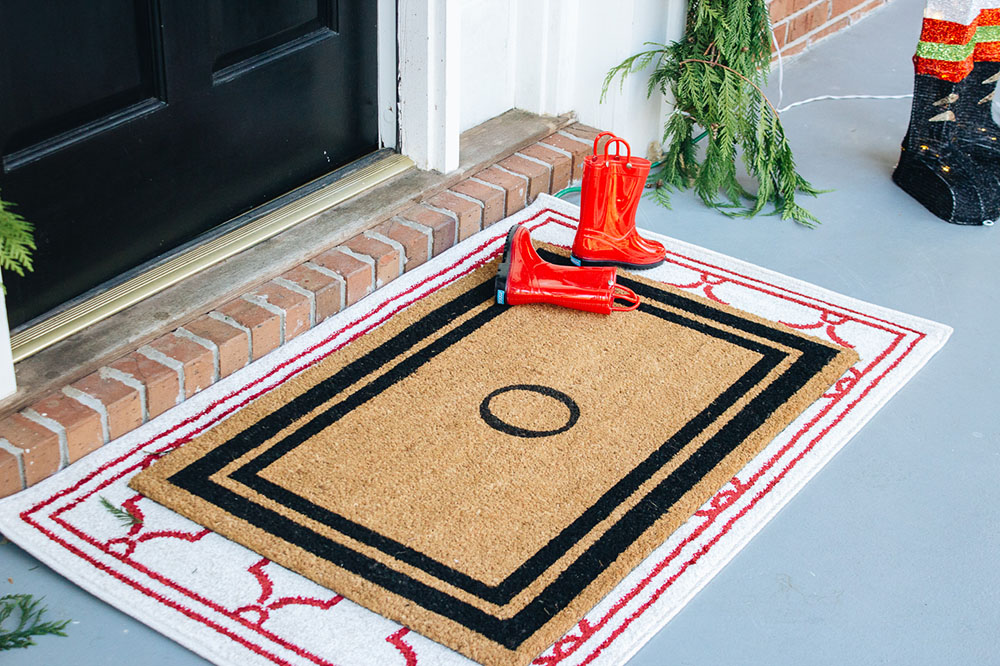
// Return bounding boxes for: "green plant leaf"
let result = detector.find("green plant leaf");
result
[0,193,36,278]
[0,595,70,650]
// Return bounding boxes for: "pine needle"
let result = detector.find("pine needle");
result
[99,496,142,528]
[602,0,820,227]
[0,595,70,650]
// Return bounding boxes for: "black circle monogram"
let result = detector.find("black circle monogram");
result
[479,384,580,438]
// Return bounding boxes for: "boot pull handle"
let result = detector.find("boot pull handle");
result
[593,132,634,169]
[611,284,641,312]
[592,131,618,154]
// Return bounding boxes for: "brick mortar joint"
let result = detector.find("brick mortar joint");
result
[207,312,253,366]
[99,366,148,424]
[492,164,532,190]
[21,409,69,469]
[242,294,288,346]
[365,230,407,274]
[137,345,186,406]
[272,276,318,328]
[334,248,377,292]
[512,151,556,173]
[555,130,593,147]
[777,0,875,29]
[445,189,488,209]
[302,261,348,315]
[61,386,110,444]
[174,327,222,384]
[781,9,863,47]
[468,176,509,202]
[0,438,26,490]
[420,203,463,243]
[774,1,833,25]
[393,217,436,258]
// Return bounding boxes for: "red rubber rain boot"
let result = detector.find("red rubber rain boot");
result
[495,225,640,315]
[571,132,666,269]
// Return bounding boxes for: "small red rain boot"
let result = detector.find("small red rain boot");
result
[571,132,666,269]
[495,225,640,315]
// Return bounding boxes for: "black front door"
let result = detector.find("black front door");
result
[0,1,379,327]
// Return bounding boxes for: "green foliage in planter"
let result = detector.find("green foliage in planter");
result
[0,594,70,650]
[603,0,820,226]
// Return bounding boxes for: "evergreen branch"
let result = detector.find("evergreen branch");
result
[600,44,671,103]
[678,58,779,119]
[0,194,36,278]
[603,0,821,227]
[0,595,70,650]
[646,183,675,210]
[99,496,142,528]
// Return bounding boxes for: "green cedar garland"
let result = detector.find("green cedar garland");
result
[0,192,35,278]
[0,595,70,650]
[99,495,143,528]
[603,0,820,226]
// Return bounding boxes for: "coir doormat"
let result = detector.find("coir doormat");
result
[129,238,857,665]
[0,196,951,666]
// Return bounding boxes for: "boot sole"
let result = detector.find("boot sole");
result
[494,225,519,305]
[891,153,991,226]
[570,254,665,270]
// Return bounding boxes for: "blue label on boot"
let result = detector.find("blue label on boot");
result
[570,255,582,266]
[497,290,505,305]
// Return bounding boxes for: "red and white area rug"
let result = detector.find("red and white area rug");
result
[0,195,950,666]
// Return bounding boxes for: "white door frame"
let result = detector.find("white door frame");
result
[377,0,399,150]
[0,273,15,399]
[397,0,461,173]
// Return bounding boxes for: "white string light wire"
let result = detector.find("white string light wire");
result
[770,25,912,114]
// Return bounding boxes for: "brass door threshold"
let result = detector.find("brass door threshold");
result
[10,151,414,363]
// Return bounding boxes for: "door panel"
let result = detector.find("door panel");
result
[211,0,337,81]
[0,1,378,328]
[1,0,166,170]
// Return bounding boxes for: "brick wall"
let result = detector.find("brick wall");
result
[770,0,894,58]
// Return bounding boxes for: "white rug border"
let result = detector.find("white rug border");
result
[0,195,951,666]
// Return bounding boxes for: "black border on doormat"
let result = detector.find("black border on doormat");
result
[166,269,839,650]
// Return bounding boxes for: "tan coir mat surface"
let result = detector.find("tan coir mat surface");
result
[131,244,858,666]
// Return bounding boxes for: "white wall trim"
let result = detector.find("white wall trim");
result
[510,0,580,119]
[0,273,15,400]
[398,0,461,173]
[377,0,398,149]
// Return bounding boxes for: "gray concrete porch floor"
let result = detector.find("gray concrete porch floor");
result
[3,0,999,663]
